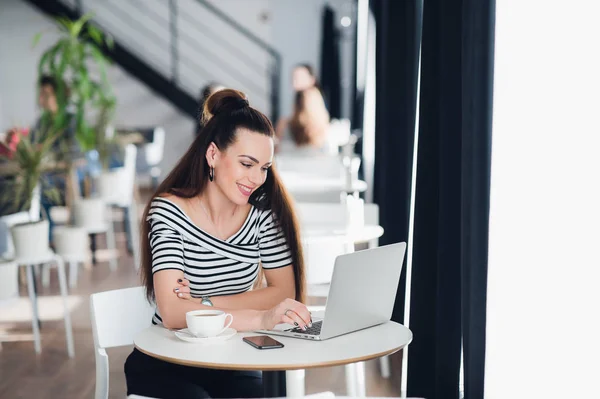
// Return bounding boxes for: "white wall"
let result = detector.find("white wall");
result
[486,1,600,397]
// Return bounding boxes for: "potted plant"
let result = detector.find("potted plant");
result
[34,13,117,172]
[0,121,63,296]
[0,119,63,218]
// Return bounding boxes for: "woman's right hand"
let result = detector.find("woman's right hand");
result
[260,298,312,331]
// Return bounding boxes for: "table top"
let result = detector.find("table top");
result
[134,320,412,371]
[302,224,384,244]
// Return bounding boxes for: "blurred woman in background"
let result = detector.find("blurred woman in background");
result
[275,64,330,150]
[288,87,330,149]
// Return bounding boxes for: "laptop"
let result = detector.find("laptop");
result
[256,242,406,341]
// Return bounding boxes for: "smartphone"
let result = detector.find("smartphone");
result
[243,335,284,350]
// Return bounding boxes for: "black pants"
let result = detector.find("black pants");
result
[125,348,263,399]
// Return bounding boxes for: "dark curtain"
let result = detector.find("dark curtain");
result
[370,0,423,325]
[407,0,495,398]
[319,5,341,119]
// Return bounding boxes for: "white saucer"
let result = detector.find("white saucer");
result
[174,328,237,344]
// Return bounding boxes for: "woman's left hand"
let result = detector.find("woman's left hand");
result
[173,278,196,301]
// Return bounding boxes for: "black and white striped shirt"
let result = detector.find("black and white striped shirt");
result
[148,197,292,325]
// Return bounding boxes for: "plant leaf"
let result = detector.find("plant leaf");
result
[88,44,109,87]
[56,17,72,33]
[87,24,103,46]
[32,32,42,48]
[71,13,95,38]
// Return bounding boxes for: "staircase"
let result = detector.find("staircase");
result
[26,0,281,123]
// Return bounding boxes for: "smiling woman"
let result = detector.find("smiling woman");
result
[125,89,309,399]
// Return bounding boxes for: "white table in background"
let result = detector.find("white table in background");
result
[134,321,412,397]
[280,171,368,202]
[302,224,384,245]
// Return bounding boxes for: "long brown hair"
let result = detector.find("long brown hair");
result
[140,89,306,303]
[289,87,330,147]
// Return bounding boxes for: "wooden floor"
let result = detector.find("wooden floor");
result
[0,209,403,399]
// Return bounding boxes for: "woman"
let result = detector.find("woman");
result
[125,89,311,399]
[288,87,331,149]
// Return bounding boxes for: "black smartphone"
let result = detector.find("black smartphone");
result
[243,335,284,350]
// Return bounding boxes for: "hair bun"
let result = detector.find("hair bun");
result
[202,89,249,124]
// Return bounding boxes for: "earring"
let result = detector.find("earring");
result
[209,166,214,182]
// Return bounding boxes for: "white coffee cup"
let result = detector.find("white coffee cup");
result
[185,310,233,337]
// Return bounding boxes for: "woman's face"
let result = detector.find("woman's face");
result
[208,129,274,205]
[292,67,316,92]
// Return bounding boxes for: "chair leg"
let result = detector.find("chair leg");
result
[54,256,75,358]
[90,233,97,265]
[41,263,51,288]
[285,369,305,397]
[105,222,118,271]
[379,355,391,378]
[68,261,78,289]
[26,265,41,354]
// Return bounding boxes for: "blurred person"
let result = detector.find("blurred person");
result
[281,87,330,151]
[292,63,319,92]
[195,82,225,136]
[276,64,328,142]
[125,89,310,398]
[1,76,79,239]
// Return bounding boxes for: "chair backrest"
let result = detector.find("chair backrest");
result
[74,198,107,231]
[120,144,138,205]
[90,286,155,349]
[97,144,138,207]
[144,127,165,166]
[11,220,50,259]
[303,236,349,286]
[53,226,88,258]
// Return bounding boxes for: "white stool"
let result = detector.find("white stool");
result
[8,220,75,357]
[43,226,89,288]
[73,198,118,271]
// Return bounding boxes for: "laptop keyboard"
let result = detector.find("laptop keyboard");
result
[290,320,322,335]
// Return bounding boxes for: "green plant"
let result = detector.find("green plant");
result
[34,13,116,159]
[0,120,62,216]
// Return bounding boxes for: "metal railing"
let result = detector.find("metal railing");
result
[64,0,281,121]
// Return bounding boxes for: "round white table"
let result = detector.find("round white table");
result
[134,321,412,397]
[302,224,384,245]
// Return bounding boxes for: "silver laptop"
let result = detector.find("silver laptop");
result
[256,242,406,341]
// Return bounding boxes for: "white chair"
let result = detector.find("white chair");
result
[0,211,31,300]
[90,286,156,399]
[43,226,89,288]
[73,198,118,271]
[3,219,74,357]
[97,144,140,270]
[137,127,165,190]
